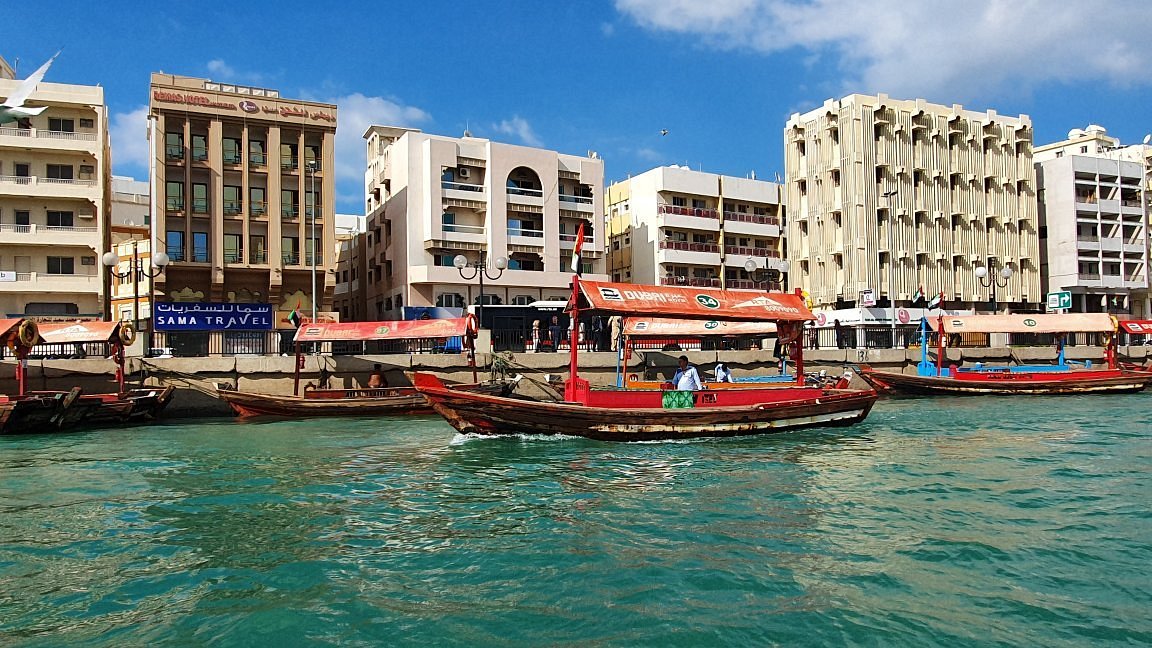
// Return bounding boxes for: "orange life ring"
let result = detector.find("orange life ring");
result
[119,322,137,346]
[16,319,38,348]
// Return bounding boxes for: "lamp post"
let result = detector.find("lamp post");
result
[305,160,319,322]
[453,251,506,327]
[743,258,781,290]
[975,257,1013,312]
[881,189,900,342]
[102,241,169,352]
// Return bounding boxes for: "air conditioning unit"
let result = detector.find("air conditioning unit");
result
[969,253,981,261]
[936,253,946,261]
[78,210,95,219]
[458,166,470,179]
[898,249,910,259]
[934,211,946,221]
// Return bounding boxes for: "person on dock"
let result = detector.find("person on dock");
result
[673,355,703,391]
[549,316,564,353]
[368,364,388,388]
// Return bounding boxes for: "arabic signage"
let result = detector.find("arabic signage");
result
[151,90,336,122]
[154,303,274,331]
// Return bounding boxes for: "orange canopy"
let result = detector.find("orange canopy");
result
[575,281,812,322]
[293,317,475,343]
[1119,320,1152,334]
[0,318,26,342]
[38,321,122,344]
[623,317,777,337]
[930,313,1114,334]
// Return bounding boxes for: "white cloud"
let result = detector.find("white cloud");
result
[615,0,1152,101]
[325,93,431,205]
[493,116,543,147]
[109,105,149,175]
[206,59,236,78]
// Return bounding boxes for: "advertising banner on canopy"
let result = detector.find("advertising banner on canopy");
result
[38,321,121,344]
[623,317,777,337]
[1118,320,1152,334]
[929,313,1114,334]
[576,281,813,322]
[294,317,475,343]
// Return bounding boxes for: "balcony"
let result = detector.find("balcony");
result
[223,151,243,165]
[282,252,300,265]
[0,223,99,246]
[442,181,486,202]
[508,226,545,247]
[661,277,721,288]
[506,186,544,208]
[305,253,323,266]
[0,272,100,293]
[168,249,186,263]
[191,199,209,214]
[558,193,595,213]
[223,250,244,263]
[558,232,594,247]
[224,201,243,216]
[166,198,185,213]
[281,157,299,172]
[658,241,721,266]
[191,147,208,162]
[658,204,721,231]
[250,250,268,264]
[724,246,780,258]
[0,175,99,199]
[282,206,299,220]
[250,202,267,217]
[0,126,99,153]
[250,153,267,167]
[723,211,781,236]
[165,146,184,162]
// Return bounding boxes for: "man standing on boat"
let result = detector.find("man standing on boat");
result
[673,356,703,390]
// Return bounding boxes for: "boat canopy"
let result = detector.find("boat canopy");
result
[1118,320,1152,334]
[39,321,124,344]
[623,317,777,337]
[573,281,813,322]
[0,318,39,345]
[929,313,1115,334]
[294,317,476,343]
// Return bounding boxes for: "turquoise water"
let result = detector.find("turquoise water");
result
[2,395,1150,646]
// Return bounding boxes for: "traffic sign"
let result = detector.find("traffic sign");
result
[1047,291,1071,311]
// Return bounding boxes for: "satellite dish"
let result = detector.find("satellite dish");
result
[1144,134,1150,145]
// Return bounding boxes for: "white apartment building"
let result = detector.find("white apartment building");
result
[0,56,110,318]
[785,94,1041,313]
[605,166,786,289]
[362,126,606,319]
[1034,126,1149,317]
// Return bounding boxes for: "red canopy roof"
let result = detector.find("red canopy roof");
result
[929,313,1114,334]
[575,280,813,322]
[38,321,122,344]
[623,317,777,337]
[1119,320,1152,334]
[294,317,475,343]
[0,318,26,342]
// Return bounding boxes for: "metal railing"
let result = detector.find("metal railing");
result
[660,240,720,253]
[250,153,267,166]
[166,199,184,212]
[223,152,243,164]
[509,227,544,238]
[443,224,485,234]
[192,199,209,213]
[191,148,208,162]
[282,207,299,219]
[150,331,469,357]
[224,251,244,263]
[250,250,267,264]
[507,187,543,197]
[282,252,300,265]
[723,211,780,226]
[559,194,594,204]
[250,202,267,216]
[224,201,243,215]
[282,157,299,170]
[659,204,720,219]
[0,126,97,141]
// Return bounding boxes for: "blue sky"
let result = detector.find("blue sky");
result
[5,0,1152,214]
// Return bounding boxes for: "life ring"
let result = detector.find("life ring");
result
[1101,332,1112,348]
[119,322,137,346]
[16,319,38,348]
[465,313,479,336]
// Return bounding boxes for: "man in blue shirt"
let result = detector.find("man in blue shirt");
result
[672,355,703,390]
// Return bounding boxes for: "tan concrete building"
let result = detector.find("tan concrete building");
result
[785,93,1040,313]
[605,166,786,289]
[0,56,110,318]
[107,176,153,324]
[149,73,337,325]
[332,213,367,321]
[362,126,606,320]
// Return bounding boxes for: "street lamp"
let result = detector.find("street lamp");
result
[454,251,506,326]
[305,160,319,322]
[975,257,1013,312]
[102,242,169,352]
[743,258,782,290]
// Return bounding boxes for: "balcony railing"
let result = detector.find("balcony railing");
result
[168,250,186,262]
[191,148,208,162]
[166,198,184,212]
[281,157,299,171]
[509,227,544,238]
[443,224,485,235]
[0,223,97,234]
[723,211,780,226]
[224,201,243,215]
[724,245,781,258]
[659,241,720,253]
[250,153,267,166]
[191,251,210,263]
[282,207,299,219]
[559,194,594,204]
[661,277,721,288]
[304,159,321,171]
[250,202,267,216]
[659,204,719,219]
[223,151,243,164]
[44,225,98,233]
[250,250,267,264]
[282,252,300,265]
[0,126,97,142]
[559,233,594,244]
[191,199,209,213]
[442,181,484,193]
[0,175,97,188]
[224,251,244,263]
[305,254,323,266]
[507,187,543,197]
[165,146,184,160]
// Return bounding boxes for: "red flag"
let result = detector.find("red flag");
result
[570,221,585,275]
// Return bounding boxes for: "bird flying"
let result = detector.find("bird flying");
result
[0,51,61,126]
[660,129,668,136]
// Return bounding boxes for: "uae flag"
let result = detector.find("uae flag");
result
[927,292,943,310]
[912,286,925,305]
[570,221,586,275]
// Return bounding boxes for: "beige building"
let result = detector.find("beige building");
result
[149,73,337,325]
[362,126,606,320]
[107,176,154,324]
[785,93,1040,313]
[606,166,786,289]
[0,56,110,318]
[332,213,367,321]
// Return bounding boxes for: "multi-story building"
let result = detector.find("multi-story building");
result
[362,126,606,320]
[785,93,1040,313]
[1034,125,1149,317]
[332,213,367,321]
[107,176,153,324]
[0,56,110,318]
[605,166,786,289]
[149,73,337,324]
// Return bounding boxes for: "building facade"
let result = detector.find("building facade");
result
[785,94,1041,313]
[605,166,786,289]
[108,176,153,324]
[362,126,606,320]
[0,57,110,318]
[1034,126,1149,317]
[332,213,367,321]
[149,73,337,326]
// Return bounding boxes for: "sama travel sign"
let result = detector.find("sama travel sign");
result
[154,303,274,331]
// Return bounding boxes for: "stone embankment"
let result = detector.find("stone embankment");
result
[3,344,1143,418]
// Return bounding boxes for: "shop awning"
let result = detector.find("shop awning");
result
[38,321,122,344]
[294,317,475,343]
[929,313,1114,334]
[1118,320,1152,334]
[574,281,812,322]
[623,317,777,337]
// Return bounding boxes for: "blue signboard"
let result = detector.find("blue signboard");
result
[154,303,274,331]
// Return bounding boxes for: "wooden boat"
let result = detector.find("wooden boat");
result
[413,278,878,442]
[859,313,1152,396]
[217,316,488,418]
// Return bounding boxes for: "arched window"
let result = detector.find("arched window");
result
[436,293,464,308]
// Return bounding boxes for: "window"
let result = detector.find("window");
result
[46,211,74,227]
[166,181,184,211]
[1055,151,1064,158]
[249,235,266,263]
[192,232,209,263]
[282,190,298,217]
[78,164,94,180]
[280,143,298,169]
[165,132,183,160]
[14,163,29,177]
[673,196,687,207]
[511,295,534,305]
[14,211,30,228]
[305,188,319,218]
[691,198,707,209]
[79,118,94,129]
[223,185,242,214]
[442,211,456,232]
[46,164,73,180]
[249,140,267,165]
[304,145,320,169]
[192,183,208,213]
[47,256,75,274]
[1080,145,1088,154]
[282,236,299,264]
[166,231,185,261]
[434,254,456,267]
[192,134,208,161]
[223,138,242,164]
[436,293,464,308]
[224,234,242,263]
[250,187,266,215]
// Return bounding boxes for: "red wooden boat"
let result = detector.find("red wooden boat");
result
[412,278,878,442]
[859,313,1152,396]
[217,316,486,418]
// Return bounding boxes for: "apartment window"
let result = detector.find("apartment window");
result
[511,295,534,306]
[691,198,707,209]
[46,211,74,227]
[78,164,94,180]
[305,189,319,218]
[436,293,465,308]
[223,234,242,263]
[14,210,29,228]
[79,118,94,129]
[441,167,455,186]
[250,187,266,215]
[282,190,298,217]
[250,235,266,263]
[442,211,456,232]
[672,196,687,207]
[434,254,456,267]
[47,118,74,132]
[192,232,209,263]
[304,145,320,169]
[165,132,183,159]
[1055,151,1064,158]
[280,143,298,169]
[282,236,300,264]
[1080,145,1088,154]
[249,140,267,165]
[13,163,29,177]
[223,138,242,164]
[166,231,185,261]
[166,181,184,211]
[46,164,73,180]
[192,183,208,213]
[223,185,242,214]
[192,134,208,161]
[47,256,75,274]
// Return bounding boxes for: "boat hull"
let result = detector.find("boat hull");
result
[217,387,431,418]
[412,372,877,442]
[858,367,1152,396]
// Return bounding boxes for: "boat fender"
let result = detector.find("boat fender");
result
[835,370,853,389]
[118,322,137,346]
[16,319,38,348]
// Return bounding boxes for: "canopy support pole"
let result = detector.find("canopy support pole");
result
[16,347,26,396]
[115,342,126,393]
[293,342,302,396]
[565,276,581,402]
[935,316,946,377]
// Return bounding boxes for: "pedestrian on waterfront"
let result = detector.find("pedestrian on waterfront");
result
[549,315,564,352]
[368,363,388,388]
[834,319,847,349]
[531,319,541,352]
[672,355,703,391]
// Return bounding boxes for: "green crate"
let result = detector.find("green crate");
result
[662,390,696,409]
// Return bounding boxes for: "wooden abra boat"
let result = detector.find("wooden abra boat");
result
[413,278,878,442]
[217,316,483,418]
[859,313,1152,396]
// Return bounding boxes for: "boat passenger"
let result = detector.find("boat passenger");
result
[673,355,703,391]
[368,364,388,388]
[715,363,734,383]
